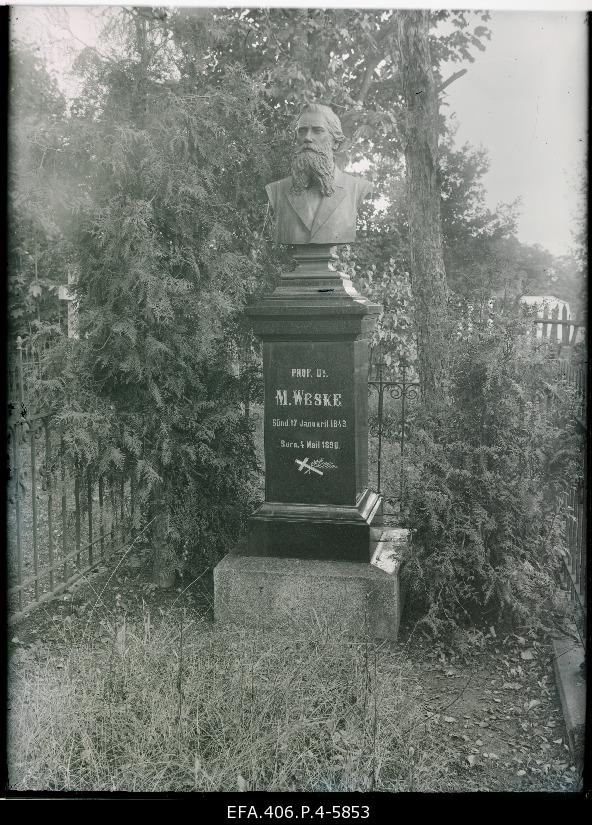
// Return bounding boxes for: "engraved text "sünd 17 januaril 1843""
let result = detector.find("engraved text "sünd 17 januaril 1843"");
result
[272,418,347,428]
[275,389,342,407]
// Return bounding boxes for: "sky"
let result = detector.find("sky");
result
[9,4,589,258]
[442,10,587,257]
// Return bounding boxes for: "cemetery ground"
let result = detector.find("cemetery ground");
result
[7,556,583,793]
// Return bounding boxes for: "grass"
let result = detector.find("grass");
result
[8,603,454,793]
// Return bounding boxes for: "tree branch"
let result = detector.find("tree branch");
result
[437,69,467,94]
[58,24,116,65]
[357,56,381,103]
[375,17,399,50]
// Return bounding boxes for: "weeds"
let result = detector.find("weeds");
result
[8,603,452,792]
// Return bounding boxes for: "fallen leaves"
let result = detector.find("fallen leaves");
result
[412,632,580,791]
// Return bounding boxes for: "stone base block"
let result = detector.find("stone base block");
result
[214,529,407,641]
[552,633,585,770]
[246,491,383,563]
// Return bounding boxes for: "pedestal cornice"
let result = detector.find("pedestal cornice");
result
[246,244,380,338]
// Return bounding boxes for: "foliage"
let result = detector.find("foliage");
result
[439,132,585,318]
[9,16,287,577]
[439,135,519,302]
[569,177,587,325]
[206,8,491,145]
[68,13,287,574]
[402,307,583,632]
[8,45,73,340]
[338,246,416,374]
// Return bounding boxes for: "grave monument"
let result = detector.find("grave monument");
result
[214,104,407,639]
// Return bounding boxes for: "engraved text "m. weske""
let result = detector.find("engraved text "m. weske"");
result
[275,389,342,407]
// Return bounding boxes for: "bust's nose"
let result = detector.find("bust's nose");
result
[300,127,314,143]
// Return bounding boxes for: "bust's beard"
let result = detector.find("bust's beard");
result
[291,146,335,197]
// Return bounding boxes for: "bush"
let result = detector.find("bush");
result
[402,310,583,633]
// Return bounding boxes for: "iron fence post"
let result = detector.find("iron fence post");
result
[376,360,384,494]
[87,468,93,566]
[17,336,25,412]
[399,357,407,512]
[74,460,81,569]
[45,420,54,592]
[30,420,39,601]
[99,474,105,560]
[11,419,23,611]
[61,430,68,582]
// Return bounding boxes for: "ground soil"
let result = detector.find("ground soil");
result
[397,612,583,792]
[8,558,584,795]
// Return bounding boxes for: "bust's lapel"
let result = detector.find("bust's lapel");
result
[286,188,314,232]
[310,168,347,238]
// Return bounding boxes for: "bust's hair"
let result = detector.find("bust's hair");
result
[295,103,346,150]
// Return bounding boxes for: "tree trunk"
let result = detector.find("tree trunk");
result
[395,10,450,406]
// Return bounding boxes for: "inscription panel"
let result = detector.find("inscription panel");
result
[264,341,356,505]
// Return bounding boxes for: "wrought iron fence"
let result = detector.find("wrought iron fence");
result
[560,481,587,648]
[7,338,138,623]
[511,325,586,646]
[7,335,51,407]
[368,355,420,520]
[548,346,587,650]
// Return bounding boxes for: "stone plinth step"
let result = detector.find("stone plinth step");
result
[214,528,408,641]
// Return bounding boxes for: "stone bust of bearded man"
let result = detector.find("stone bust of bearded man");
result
[266,103,372,246]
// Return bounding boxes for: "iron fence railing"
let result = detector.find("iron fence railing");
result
[368,357,419,515]
[7,409,138,622]
[560,481,587,648]
[7,338,138,623]
[548,348,587,651]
